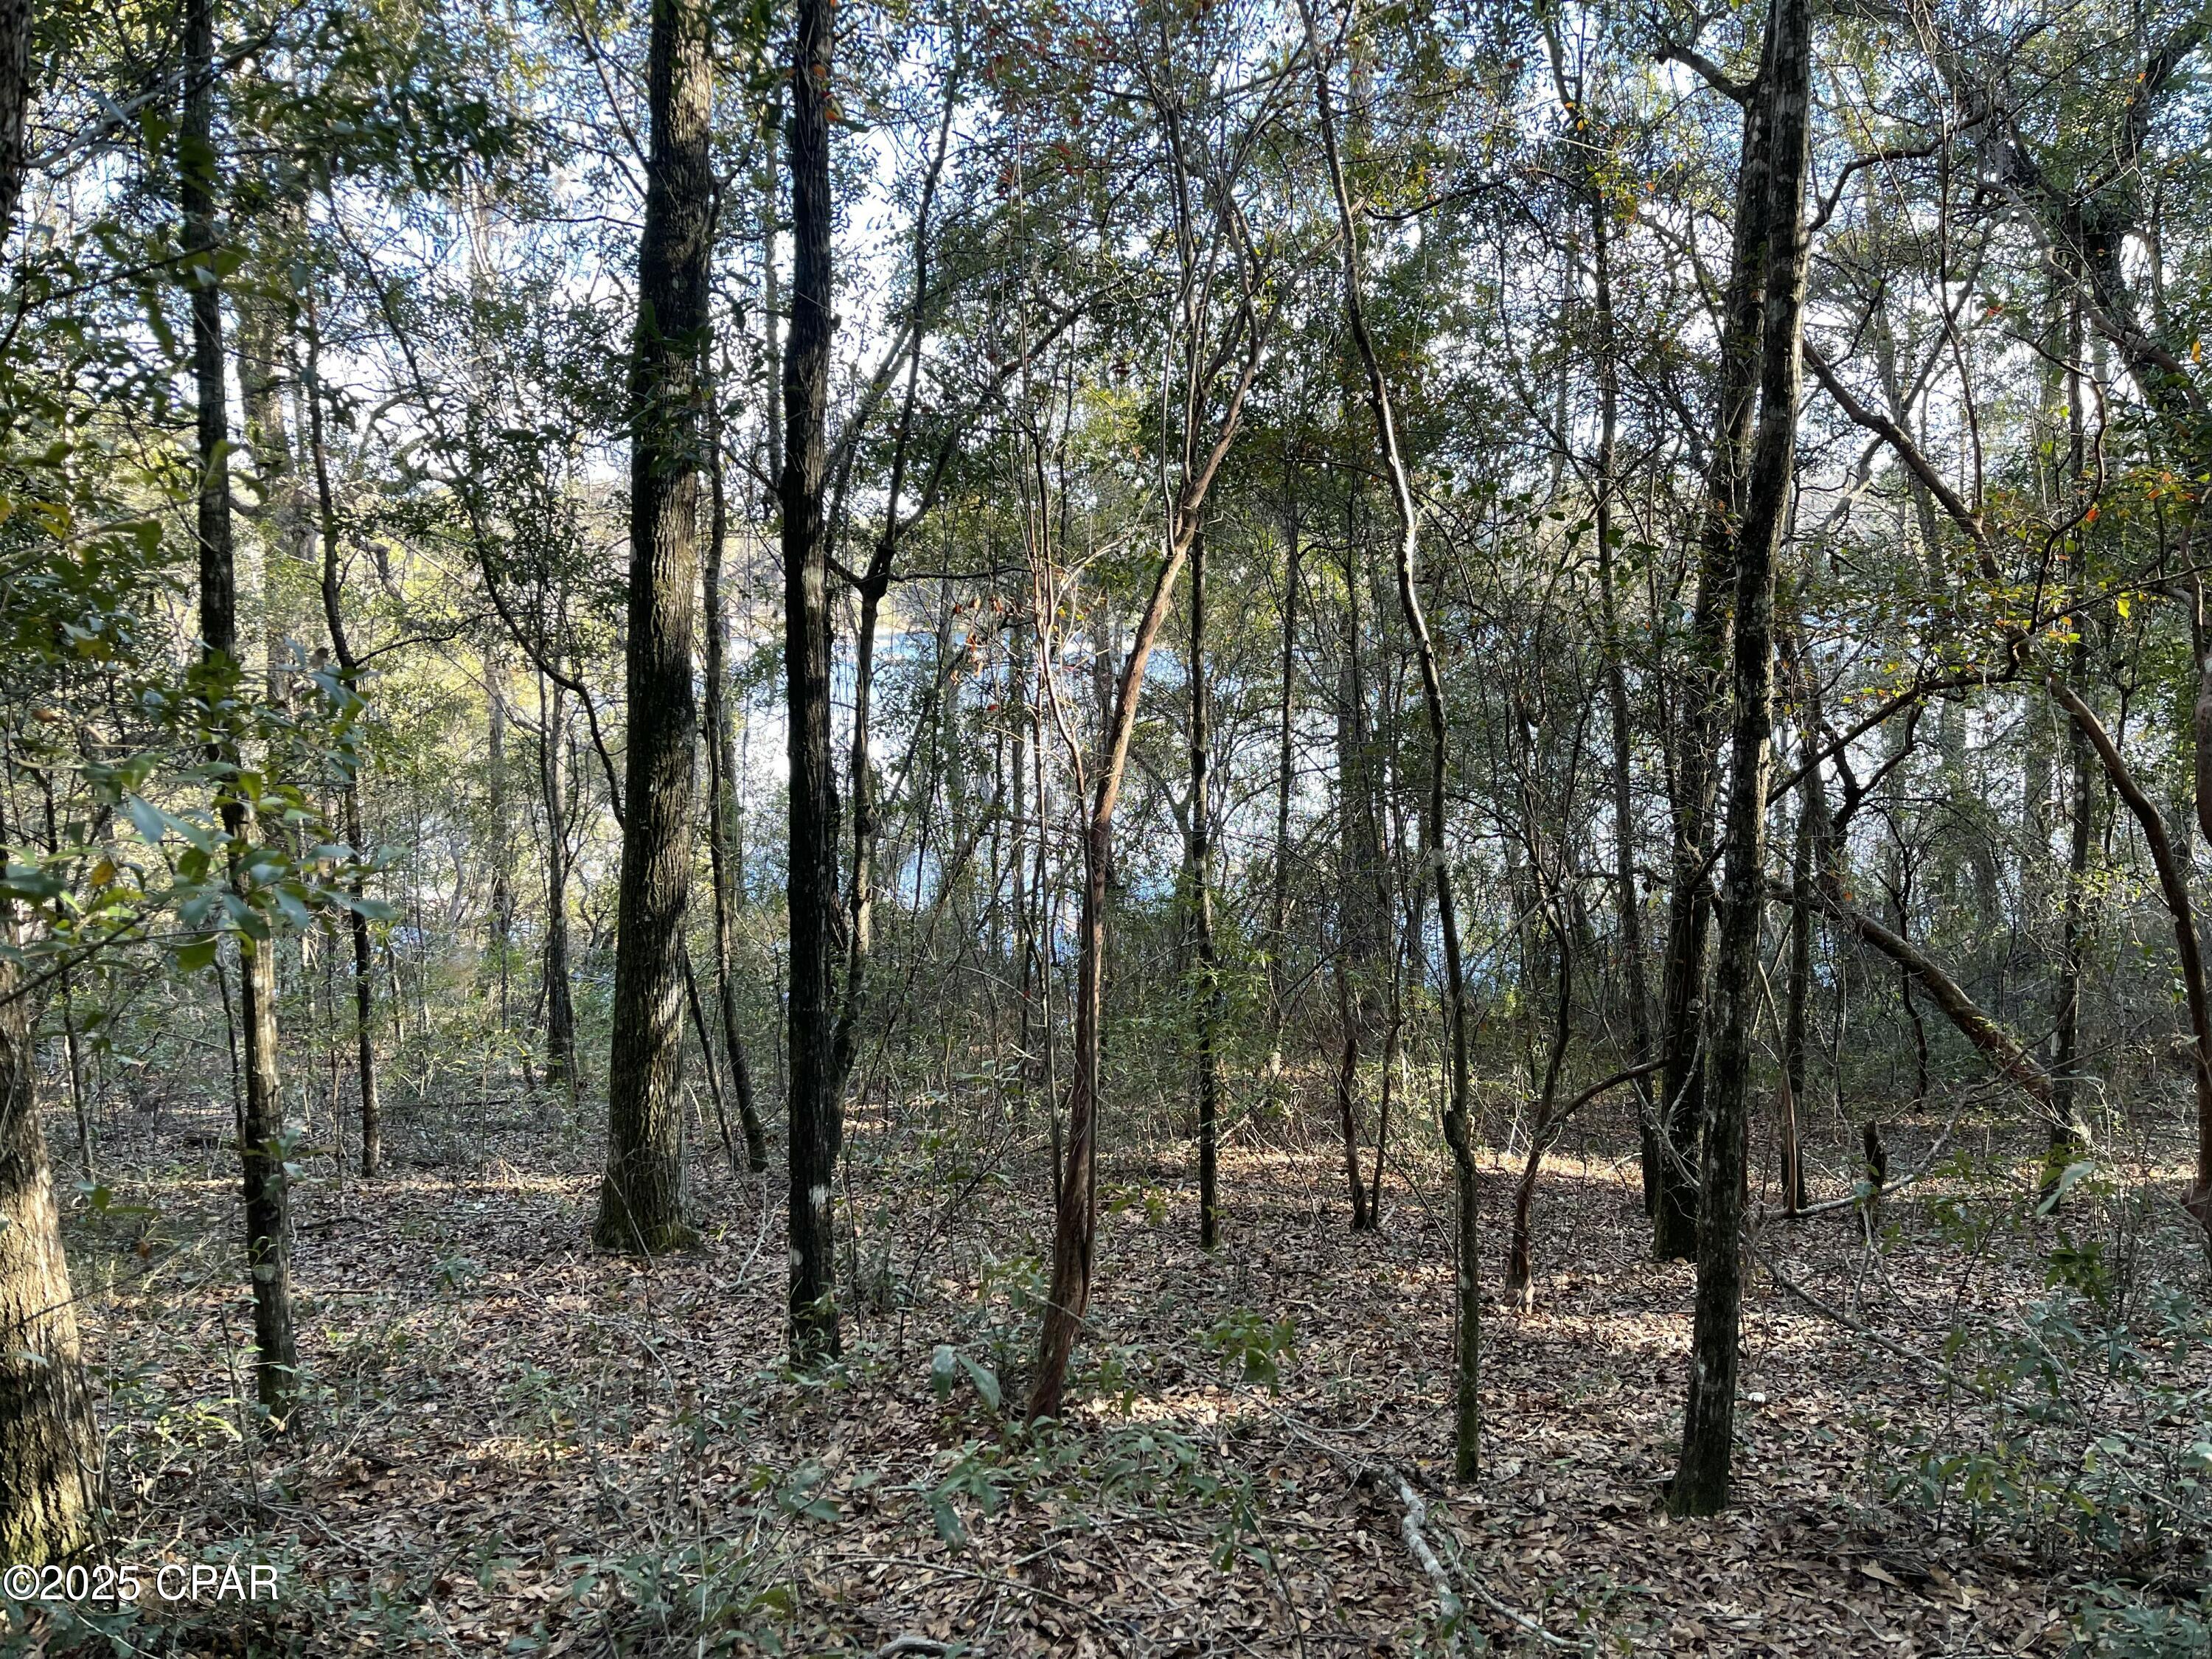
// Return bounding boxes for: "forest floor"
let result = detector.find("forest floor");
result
[10,1077,2207,1656]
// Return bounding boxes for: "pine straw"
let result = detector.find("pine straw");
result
[21,1088,2194,1655]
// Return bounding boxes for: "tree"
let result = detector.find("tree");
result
[783,0,841,1354]
[1304,0,1478,1480]
[185,0,299,1427]
[1651,34,1773,1259]
[0,0,100,1565]
[592,0,714,1256]
[1025,41,1274,1420]
[1672,0,1812,1516]
[302,289,383,1177]
[702,382,768,1173]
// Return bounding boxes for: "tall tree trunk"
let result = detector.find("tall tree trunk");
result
[1271,470,1300,1039]
[187,0,298,1427]
[0,954,101,1564]
[2051,633,2095,1180]
[538,672,580,1093]
[1188,533,1222,1248]
[784,0,843,1356]
[1590,184,1655,1200]
[1777,622,1829,1216]
[4,7,97,1500]
[1672,0,1811,1517]
[2047,676,2212,1239]
[703,382,768,1172]
[1026,518,1239,1417]
[2051,292,2094,1186]
[1654,55,1775,1253]
[1780,730,1815,1215]
[1334,538,1382,1231]
[302,292,381,1173]
[594,0,712,1256]
[1024,58,1269,1425]
[0,0,29,243]
[1505,935,1575,1307]
[488,664,512,1028]
[1305,8,1478,1478]
[1332,947,1370,1231]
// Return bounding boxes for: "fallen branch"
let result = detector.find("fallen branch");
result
[1794,883,2055,1112]
[1279,1416,1571,1649]
[1388,1468,1467,1637]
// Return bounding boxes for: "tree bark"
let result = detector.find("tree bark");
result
[0,953,100,1565]
[0,0,29,243]
[1022,73,1269,1419]
[1672,0,1809,1517]
[703,381,768,1172]
[1188,532,1222,1248]
[187,0,299,1427]
[2046,675,2212,1238]
[1023,343,1265,1425]
[594,0,712,1256]
[538,671,580,1093]
[302,293,383,1175]
[1804,885,2054,1110]
[783,0,843,1356]
[1333,538,1382,1231]
[1589,184,1656,1203]
[1332,947,1370,1232]
[2051,630,2095,1180]
[0,66,85,1548]
[488,664,513,1026]
[1654,50,1773,1254]
[1271,467,1300,1040]
[1305,4,1478,1478]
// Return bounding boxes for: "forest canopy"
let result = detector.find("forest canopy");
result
[3,0,2212,1649]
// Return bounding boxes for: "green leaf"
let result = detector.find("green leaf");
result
[956,1352,1001,1413]
[2037,1159,2096,1217]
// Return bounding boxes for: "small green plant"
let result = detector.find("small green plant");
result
[1205,1308,1298,1391]
[930,1343,1004,1415]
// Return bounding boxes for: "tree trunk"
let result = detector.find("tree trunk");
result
[783,0,843,1356]
[539,672,580,1093]
[1590,184,1655,1203]
[1188,532,1222,1248]
[1505,939,1574,1308]
[1334,542,1382,1231]
[302,292,381,1174]
[0,956,101,1565]
[1654,54,1775,1254]
[1672,0,1810,1517]
[2050,292,2094,1186]
[0,0,29,242]
[1780,752,1814,1214]
[187,0,299,1427]
[1806,886,2054,1109]
[1271,470,1300,1037]
[1024,58,1269,1423]
[1305,8,1478,1478]
[2046,675,2212,1239]
[703,382,768,1172]
[1332,947,1370,1231]
[2051,630,2095,1181]
[488,664,513,1027]
[594,0,712,1256]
